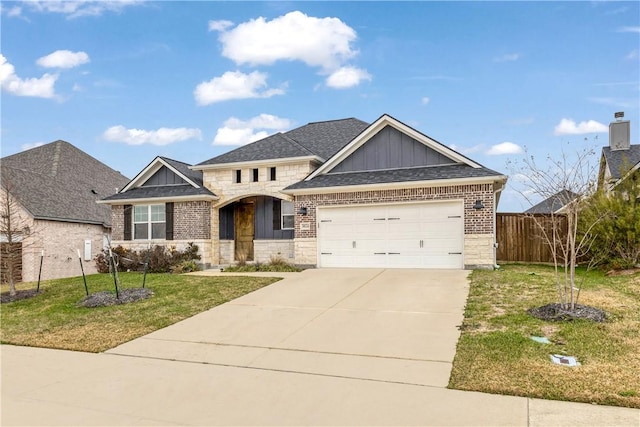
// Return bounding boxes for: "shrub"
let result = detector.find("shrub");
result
[579,171,640,270]
[95,243,201,274]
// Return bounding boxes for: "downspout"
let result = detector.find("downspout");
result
[493,179,506,270]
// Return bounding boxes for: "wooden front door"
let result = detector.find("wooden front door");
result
[234,202,254,261]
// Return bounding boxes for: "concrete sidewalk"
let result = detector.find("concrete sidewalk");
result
[2,269,639,426]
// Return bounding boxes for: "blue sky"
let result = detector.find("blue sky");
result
[1,1,638,212]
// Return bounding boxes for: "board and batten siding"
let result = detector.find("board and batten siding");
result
[142,166,187,186]
[218,196,293,240]
[331,125,453,173]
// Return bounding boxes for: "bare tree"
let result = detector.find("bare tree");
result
[0,177,37,297]
[508,144,603,311]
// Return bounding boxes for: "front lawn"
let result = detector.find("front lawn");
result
[0,273,278,352]
[449,264,640,408]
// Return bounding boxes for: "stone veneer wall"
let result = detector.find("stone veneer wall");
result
[219,240,234,264]
[253,240,295,263]
[203,161,317,205]
[203,160,317,265]
[293,183,496,268]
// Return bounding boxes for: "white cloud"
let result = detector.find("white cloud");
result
[494,53,521,62]
[213,114,292,146]
[103,125,202,145]
[37,50,90,69]
[617,26,640,33]
[6,5,22,17]
[0,54,58,98]
[21,142,45,151]
[486,142,523,155]
[449,143,485,155]
[218,11,358,71]
[325,66,371,89]
[194,70,284,105]
[421,97,430,105]
[208,19,233,32]
[553,118,608,135]
[625,49,638,60]
[24,1,142,19]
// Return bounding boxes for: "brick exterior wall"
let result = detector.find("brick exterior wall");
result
[292,183,496,269]
[293,183,495,238]
[174,201,211,240]
[111,204,124,241]
[109,201,212,267]
[21,219,108,282]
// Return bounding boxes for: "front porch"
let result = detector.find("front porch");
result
[213,195,295,266]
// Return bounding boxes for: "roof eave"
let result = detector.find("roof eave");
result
[283,174,508,195]
[191,156,324,171]
[97,194,218,205]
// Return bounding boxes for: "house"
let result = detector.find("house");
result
[1,141,129,282]
[524,189,578,214]
[597,115,640,193]
[100,114,507,269]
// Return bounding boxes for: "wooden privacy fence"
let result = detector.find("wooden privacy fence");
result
[496,213,568,263]
[0,242,22,284]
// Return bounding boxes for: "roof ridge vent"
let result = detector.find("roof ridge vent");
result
[51,141,62,176]
[609,112,630,151]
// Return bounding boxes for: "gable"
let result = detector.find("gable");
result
[142,165,188,186]
[331,125,454,173]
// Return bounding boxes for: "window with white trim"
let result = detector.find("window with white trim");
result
[281,200,294,230]
[134,204,166,239]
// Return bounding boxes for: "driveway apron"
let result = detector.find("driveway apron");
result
[106,268,469,388]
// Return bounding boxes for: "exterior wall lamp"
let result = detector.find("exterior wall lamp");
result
[297,207,308,215]
[473,200,485,210]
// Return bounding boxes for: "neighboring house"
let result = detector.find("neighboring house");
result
[101,114,507,269]
[597,117,640,193]
[524,190,578,214]
[1,141,129,282]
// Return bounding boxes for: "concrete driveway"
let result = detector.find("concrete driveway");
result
[107,268,469,388]
[3,269,639,426]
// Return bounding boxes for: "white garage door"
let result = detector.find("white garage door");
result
[317,201,463,269]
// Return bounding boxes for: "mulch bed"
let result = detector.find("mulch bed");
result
[528,303,607,322]
[0,289,42,304]
[77,288,154,308]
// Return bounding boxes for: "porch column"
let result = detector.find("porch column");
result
[210,205,220,265]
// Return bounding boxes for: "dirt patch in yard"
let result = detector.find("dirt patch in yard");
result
[1,289,41,304]
[528,303,607,322]
[77,288,153,308]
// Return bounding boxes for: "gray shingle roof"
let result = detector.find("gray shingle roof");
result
[602,145,640,179]
[197,118,369,166]
[284,164,504,191]
[525,190,578,214]
[1,140,130,226]
[101,185,215,201]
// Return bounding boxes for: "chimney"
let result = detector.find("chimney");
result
[609,112,630,151]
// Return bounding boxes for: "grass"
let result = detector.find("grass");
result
[0,273,278,353]
[449,264,640,408]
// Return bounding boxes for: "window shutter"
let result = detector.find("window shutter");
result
[165,202,174,240]
[272,199,281,231]
[123,205,132,241]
